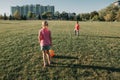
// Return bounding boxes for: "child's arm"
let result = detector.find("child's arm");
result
[50,31,52,46]
[38,30,41,43]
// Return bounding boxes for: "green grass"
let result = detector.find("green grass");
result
[0,20,120,80]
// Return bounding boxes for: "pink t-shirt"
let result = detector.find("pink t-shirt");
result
[39,28,52,46]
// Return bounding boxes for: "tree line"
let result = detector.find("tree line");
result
[0,4,120,21]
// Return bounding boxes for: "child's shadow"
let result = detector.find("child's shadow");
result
[50,62,120,72]
[53,55,79,59]
[50,55,120,72]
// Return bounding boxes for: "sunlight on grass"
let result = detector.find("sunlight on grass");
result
[0,20,120,80]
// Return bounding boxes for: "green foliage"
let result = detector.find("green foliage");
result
[116,10,120,21]
[37,14,41,20]
[9,15,13,20]
[41,12,53,19]
[60,11,69,20]
[13,10,20,20]
[0,15,3,19]
[90,11,99,20]
[4,13,8,20]
[0,20,120,80]
[27,11,32,19]
[54,11,60,19]
[80,13,90,21]
[42,12,47,19]
[46,12,53,20]
[92,15,99,21]
[77,4,120,21]
[27,11,36,19]
[99,4,120,21]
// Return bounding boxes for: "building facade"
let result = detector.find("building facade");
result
[11,4,55,16]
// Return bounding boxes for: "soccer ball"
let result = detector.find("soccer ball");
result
[49,49,55,57]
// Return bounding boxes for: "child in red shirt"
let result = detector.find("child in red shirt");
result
[74,21,80,36]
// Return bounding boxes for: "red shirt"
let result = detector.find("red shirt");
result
[75,24,80,31]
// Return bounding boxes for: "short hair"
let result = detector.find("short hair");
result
[42,21,48,26]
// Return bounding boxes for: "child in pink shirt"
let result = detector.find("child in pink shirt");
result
[38,21,52,67]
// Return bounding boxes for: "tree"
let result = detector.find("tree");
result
[0,15,3,20]
[98,15,105,21]
[37,14,41,20]
[54,11,60,19]
[69,16,74,20]
[92,15,99,21]
[20,15,24,20]
[116,10,120,21]
[27,11,33,19]
[32,13,36,19]
[104,10,116,21]
[13,10,20,20]
[104,13,113,21]
[90,11,99,20]
[41,12,53,19]
[20,15,27,20]
[61,11,68,20]
[68,13,76,20]
[23,15,27,20]
[9,15,13,20]
[98,10,105,21]
[80,13,90,21]
[4,13,7,20]
[76,14,82,21]
[84,13,90,20]
[42,12,47,19]
[99,4,120,21]
[46,12,53,19]
[72,13,77,20]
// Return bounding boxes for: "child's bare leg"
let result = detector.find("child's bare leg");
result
[42,51,46,67]
[77,31,79,36]
[75,30,76,35]
[46,50,51,65]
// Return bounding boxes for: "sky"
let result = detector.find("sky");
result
[0,0,115,16]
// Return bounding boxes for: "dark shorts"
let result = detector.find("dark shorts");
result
[40,45,50,51]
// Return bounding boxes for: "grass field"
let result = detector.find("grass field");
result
[0,20,120,80]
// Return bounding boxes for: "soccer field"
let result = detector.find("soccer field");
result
[0,20,120,80]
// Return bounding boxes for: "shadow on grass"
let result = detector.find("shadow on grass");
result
[81,35,120,39]
[53,55,79,59]
[49,62,120,72]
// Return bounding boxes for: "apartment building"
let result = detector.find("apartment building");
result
[11,4,55,16]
